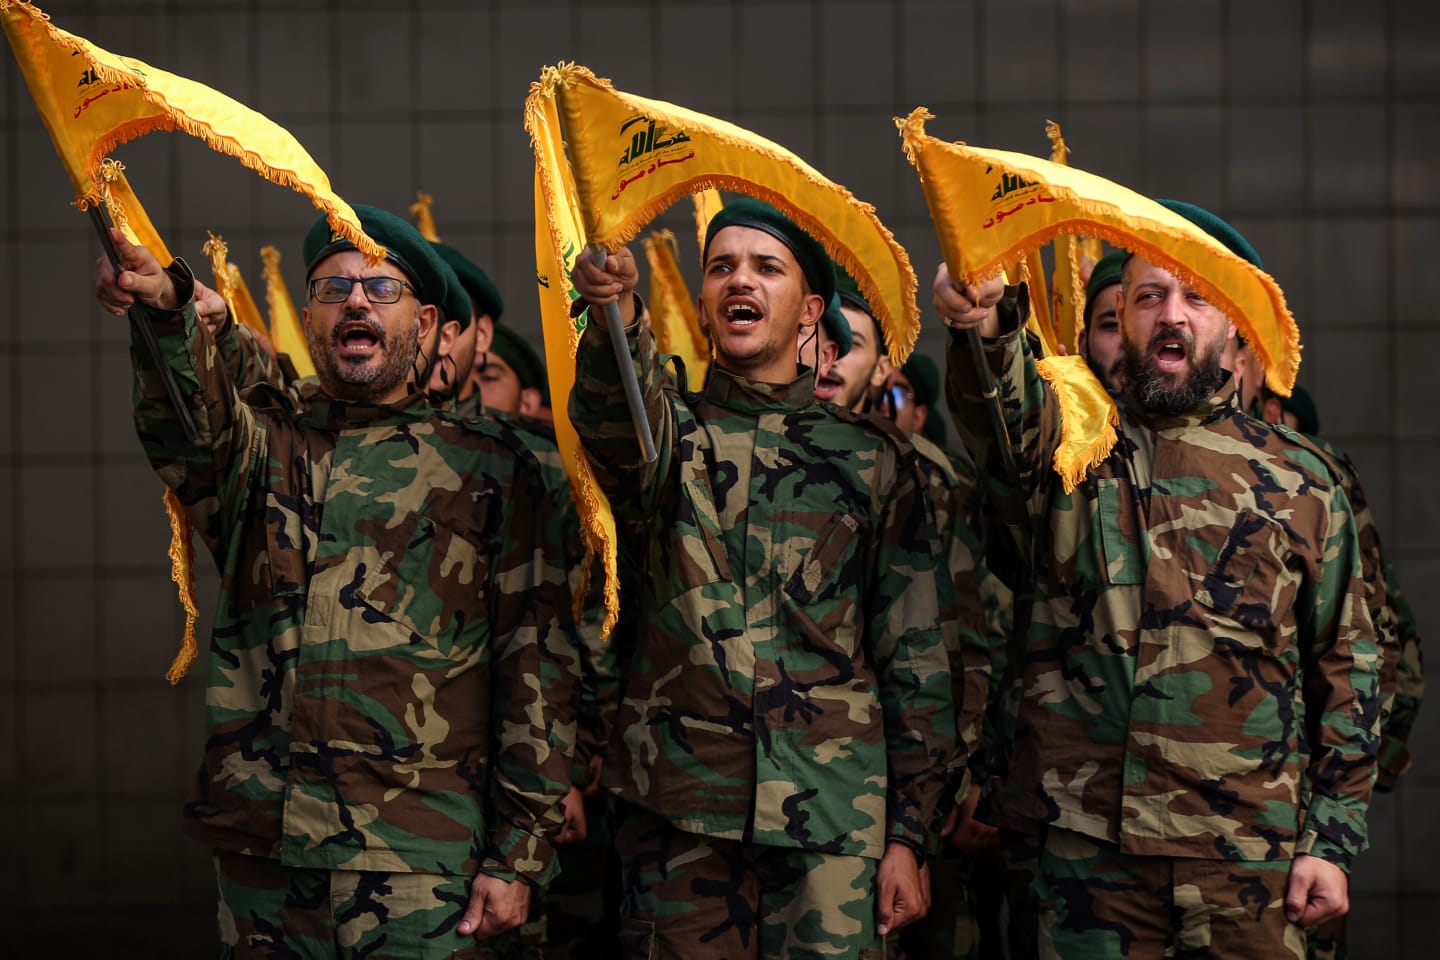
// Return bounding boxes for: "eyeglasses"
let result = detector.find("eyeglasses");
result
[308,275,413,304]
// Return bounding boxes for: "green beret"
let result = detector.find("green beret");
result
[435,258,473,331]
[834,261,871,316]
[901,353,940,408]
[1084,250,1126,328]
[490,323,548,399]
[432,241,505,322]
[703,197,836,307]
[302,204,451,310]
[1280,384,1321,436]
[1156,199,1263,270]
[822,292,853,359]
[921,410,948,448]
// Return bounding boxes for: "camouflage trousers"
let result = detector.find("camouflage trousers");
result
[613,802,881,960]
[1033,828,1305,960]
[1306,915,1346,960]
[886,850,1006,960]
[214,849,520,960]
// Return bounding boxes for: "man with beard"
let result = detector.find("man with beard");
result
[569,197,954,959]
[93,205,581,957]
[935,200,1379,959]
[1078,250,1126,393]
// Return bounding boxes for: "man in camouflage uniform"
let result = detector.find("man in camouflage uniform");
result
[1224,369,1424,960]
[93,206,581,958]
[935,201,1380,959]
[569,197,954,959]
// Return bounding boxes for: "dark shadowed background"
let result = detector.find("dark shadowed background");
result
[2,1,1437,956]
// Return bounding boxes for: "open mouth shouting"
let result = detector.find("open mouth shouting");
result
[721,296,764,330]
[335,314,386,361]
[1149,330,1193,375]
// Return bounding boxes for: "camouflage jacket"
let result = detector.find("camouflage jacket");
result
[1295,434,1423,791]
[947,319,1380,868]
[131,262,580,884]
[453,400,620,783]
[908,434,1012,819]
[569,314,955,859]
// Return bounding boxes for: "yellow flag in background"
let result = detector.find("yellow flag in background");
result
[692,187,724,264]
[897,107,1299,396]
[641,229,710,387]
[1046,121,1087,356]
[411,191,441,243]
[259,246,316,379]
[527,63,920,366]
[529,91,620,639]
[201,232,265,334]
[1022,248,1057,357]
[1,0,379,258]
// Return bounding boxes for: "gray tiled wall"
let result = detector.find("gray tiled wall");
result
[2,1,1436,956]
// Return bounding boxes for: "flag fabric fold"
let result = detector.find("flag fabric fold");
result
[897,107,1299,396]
[1045,120,1087,355]
[528,89,620,639]
[1034,355,1120,494]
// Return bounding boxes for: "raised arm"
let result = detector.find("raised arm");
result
[93,228,266,560]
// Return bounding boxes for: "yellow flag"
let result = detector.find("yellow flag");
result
[1,0,379,259]
[897,107,1299,395]
[411,191,440,243]
[1046,121,1087,355]
[529,94,620,639]
[692,187,724,263]
[641,229,710,387]
[259,246,316,379]
[1022,249,1057,357]
[1034,355,1120,494]
[527,63,920,365]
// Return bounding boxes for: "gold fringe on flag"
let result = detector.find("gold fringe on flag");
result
[1,0,381,261]
[527,63,921,366]
[897,107,1300,396]
[161,487,200,684]
[1034,355,1120,493]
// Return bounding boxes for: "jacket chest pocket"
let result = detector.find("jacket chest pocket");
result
[1194,509,1297,635]
[672,468,734,589]
[784,512,864,606]
[351,513,490,650]
[1094,477,1146,586]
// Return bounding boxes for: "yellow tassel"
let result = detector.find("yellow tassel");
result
[1035,355,1120,494]
[411,191,441,242]
[162,486,201,684]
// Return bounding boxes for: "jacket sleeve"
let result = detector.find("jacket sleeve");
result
[1377,553,1424,791]
[130,259,268,563]
[567,303,678,522]
[481,449,582,886]
[1296,483,1382,870]
[869,454,957,855]
[944,293,1060,551]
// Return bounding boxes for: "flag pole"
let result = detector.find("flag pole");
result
[588,244,658,463]
[88,207,198,443]
[962,325,1019,482]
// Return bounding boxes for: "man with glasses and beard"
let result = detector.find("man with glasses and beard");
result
[93,205,581,957]
[935,200,1379,959]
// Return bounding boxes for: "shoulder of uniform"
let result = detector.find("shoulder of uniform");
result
[1263,421,1347,490]
[821,402,916,459]
[907,432,961,485]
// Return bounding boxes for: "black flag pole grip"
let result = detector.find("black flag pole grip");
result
[588,244,657,464]
[89,207,199,443]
